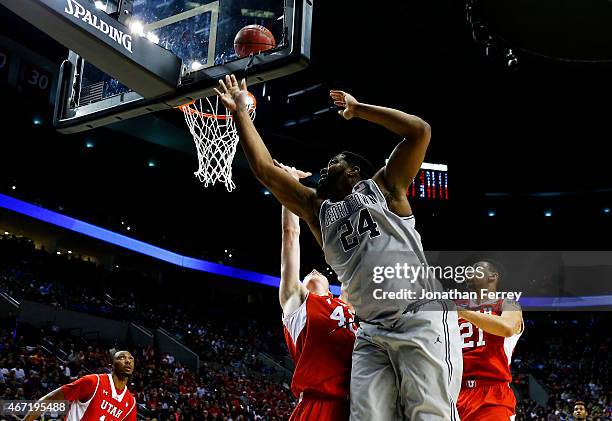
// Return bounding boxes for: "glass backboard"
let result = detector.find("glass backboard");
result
[54,0,312,133]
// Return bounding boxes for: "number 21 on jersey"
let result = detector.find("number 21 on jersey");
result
[459,321,486,349]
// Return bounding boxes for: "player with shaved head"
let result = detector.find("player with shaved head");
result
[23,350,137,421]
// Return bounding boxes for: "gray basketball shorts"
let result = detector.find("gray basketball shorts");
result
[350,300,462,421]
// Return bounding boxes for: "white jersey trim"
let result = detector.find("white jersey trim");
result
[66,374,100,421]
[282,293,309,346]
[363,179,388,210]
[503,331,522,366]
[108,373,128,402]
[501,301,523,366]
[120,398,136,421]
[318,199,329,244]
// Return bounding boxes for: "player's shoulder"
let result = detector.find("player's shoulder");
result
[79,373,100,384]
[304,292,332,309]
[332,294,351,307]
[354,178,378,195]
[282,292,309,324]
[61,373,100,400]
[304,293,343,315]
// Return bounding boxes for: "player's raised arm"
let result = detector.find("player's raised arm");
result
[277,163,310,316]
[215,75,321,225]
[330,90,431,196]
[280,206,307,315]
[458,300,523,337]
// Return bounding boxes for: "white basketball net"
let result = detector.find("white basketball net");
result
[178,96,255,192]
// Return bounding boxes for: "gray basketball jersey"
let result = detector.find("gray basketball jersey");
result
[319,179,438,325]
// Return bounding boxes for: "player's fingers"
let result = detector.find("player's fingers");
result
[218,79,228,93]
[225,74,233,88]
[241,78,247,90]
[230,74,238,87]
[213,88,222,97]
[275,161,289,171]
[334,101,346,107]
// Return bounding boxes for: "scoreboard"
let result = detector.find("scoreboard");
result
[0,39,56,104]
[18,60,53,100]
[409,162,448,200]
[384,160,448,200]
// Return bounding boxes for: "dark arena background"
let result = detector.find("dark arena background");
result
[0,0,611,420]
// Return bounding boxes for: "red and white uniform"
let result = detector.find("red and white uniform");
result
[457,299,523,421]
[283,293,356,421]
[62,374,137,421]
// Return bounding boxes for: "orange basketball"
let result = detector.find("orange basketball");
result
[234,25,276,58]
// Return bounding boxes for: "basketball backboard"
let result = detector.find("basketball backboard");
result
[52,0,312,133]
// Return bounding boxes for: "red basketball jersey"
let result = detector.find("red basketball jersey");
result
[62,374,137,421]
[283,293,356,399]
[457,299,523,382]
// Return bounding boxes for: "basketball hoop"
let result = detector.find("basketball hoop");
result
[177,93,256,192]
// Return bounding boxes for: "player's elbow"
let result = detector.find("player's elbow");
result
[403,119,431,145]
[499,324,516,337]
[422,120,431,139]
[416,120,431,144]
[252,161,276,185]
[282,228,300,238]
[282,231,300,249]
[253,166,269,184]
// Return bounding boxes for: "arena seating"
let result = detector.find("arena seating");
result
[0,234,610,420]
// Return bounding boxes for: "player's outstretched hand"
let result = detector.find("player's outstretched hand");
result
[330,90,359,120]
[273,159,312,181]
[214,74,252,113]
